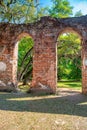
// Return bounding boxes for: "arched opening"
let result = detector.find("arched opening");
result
[57,29,82,92]
[14,33,34,92]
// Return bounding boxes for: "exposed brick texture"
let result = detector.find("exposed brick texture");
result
[0,16,87,94]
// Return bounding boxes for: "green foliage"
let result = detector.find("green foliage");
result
[58,33,81,80]
[18,37,33,67]
[58,33,81,56]
[18,37,34,83]
[75,10,83,17]
[49,0,73,18]
[69,58,81,80]
[0,0,48,23]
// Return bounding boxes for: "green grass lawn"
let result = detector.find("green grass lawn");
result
[58,81,82,90]
[18,81,82,92]
[19,84,30,92]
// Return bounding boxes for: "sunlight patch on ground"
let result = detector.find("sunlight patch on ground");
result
[77,102,87,105]
[58,81,82,90]
[7,95,57,101]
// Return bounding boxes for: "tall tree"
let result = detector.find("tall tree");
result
[49,0,73,18]
[0,0,48,23]
[75,10,83,17]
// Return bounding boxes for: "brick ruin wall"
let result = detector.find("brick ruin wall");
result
[0,16,87,94]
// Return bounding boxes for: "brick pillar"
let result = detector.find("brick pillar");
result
[31,33,57,94]
[0,43,18,92]
[82,39,87,94]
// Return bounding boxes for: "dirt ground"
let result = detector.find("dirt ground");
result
[0,88,87,130]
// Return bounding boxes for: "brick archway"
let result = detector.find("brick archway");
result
[57,28,82,90]
[0,16,87,94]
[13,33,33,87]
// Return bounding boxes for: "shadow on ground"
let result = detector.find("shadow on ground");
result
[0,90,87,117]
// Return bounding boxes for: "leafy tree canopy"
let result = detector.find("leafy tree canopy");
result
[0,0,48,23]
[58,33,81,80]
[75,10,83,17]
[49,0,73,18]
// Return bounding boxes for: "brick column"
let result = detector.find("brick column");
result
[82,39,87,94]
[31,32,57,94]
[0,43,18,92]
